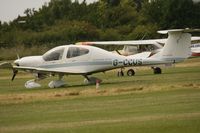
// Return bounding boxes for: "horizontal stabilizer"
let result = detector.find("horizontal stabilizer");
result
[158,29,200,34]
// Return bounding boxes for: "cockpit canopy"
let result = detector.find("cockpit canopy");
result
[67,47,89,58]
[43,46,65,61]
[42,45,90,61]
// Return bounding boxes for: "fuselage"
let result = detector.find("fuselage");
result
[14,45,184,75]
[191,43,200,56]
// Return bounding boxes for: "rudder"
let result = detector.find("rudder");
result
[151,29,193,62]
[161,32,191,59]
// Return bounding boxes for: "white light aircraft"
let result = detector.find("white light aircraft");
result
[0,29,198,89]
[191,43,200,56]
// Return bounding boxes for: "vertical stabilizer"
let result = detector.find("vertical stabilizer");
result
[161,32,191,59]
[151,29,196,62]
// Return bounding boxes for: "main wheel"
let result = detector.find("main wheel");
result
[153,67,162,74]
[127,69,135,76]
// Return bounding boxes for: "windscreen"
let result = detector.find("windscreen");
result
[43,47,65,61]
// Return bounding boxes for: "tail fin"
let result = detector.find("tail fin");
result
[151,29,200,62]
[161,31,191,59]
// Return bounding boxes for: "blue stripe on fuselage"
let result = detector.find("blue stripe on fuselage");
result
[39,61,113,69]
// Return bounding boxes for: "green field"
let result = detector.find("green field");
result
[0,58,200,133]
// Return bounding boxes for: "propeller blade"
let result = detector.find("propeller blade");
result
[11,69,18,81]
[17,54,20,59]
[14,49,20,59]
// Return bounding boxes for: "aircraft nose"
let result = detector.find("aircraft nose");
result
[14,59,20,66]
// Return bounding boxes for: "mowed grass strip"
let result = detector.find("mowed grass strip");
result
[0,89,200,133]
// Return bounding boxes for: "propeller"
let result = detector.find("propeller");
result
[11,69,18,81]
[11,50,21,81]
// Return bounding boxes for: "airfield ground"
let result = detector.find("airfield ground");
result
[0,58,200,133]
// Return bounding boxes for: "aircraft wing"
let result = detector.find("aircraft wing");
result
[76,39,166,46]
[191,36,200,43]
[76,37,200,46]
[13,66,86,75]
[192,36,200,41]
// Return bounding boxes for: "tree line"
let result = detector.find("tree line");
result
[0,0,199,48]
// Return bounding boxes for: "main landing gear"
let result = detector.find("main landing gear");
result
[117,68,125,77]
[25,79,41,89]
[117,68,135,77]
[48,74,66,88]
[117,67,162,77]
[127,69,135,76]
[152,67,162,74]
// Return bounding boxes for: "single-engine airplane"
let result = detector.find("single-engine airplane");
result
[191,43,200,56]
[0,29,199,89]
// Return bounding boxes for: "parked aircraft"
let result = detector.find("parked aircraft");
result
[77,37,200,56]
[191,43,200,56]
[0,29,198,88]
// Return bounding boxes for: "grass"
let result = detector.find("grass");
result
[0,58,200,133]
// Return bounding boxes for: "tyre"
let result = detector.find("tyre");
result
[127,69,135,76]
[153,67,162,74]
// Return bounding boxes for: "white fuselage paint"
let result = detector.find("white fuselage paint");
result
[14,45,184,75]
[191,43,200,56]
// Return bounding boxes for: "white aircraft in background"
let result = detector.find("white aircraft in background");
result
[77,31,200,76]
[0,29,199,89]
[77,37,200,56]
[191,43,200,56]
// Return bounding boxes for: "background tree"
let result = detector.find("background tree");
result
[0,0,199,50]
